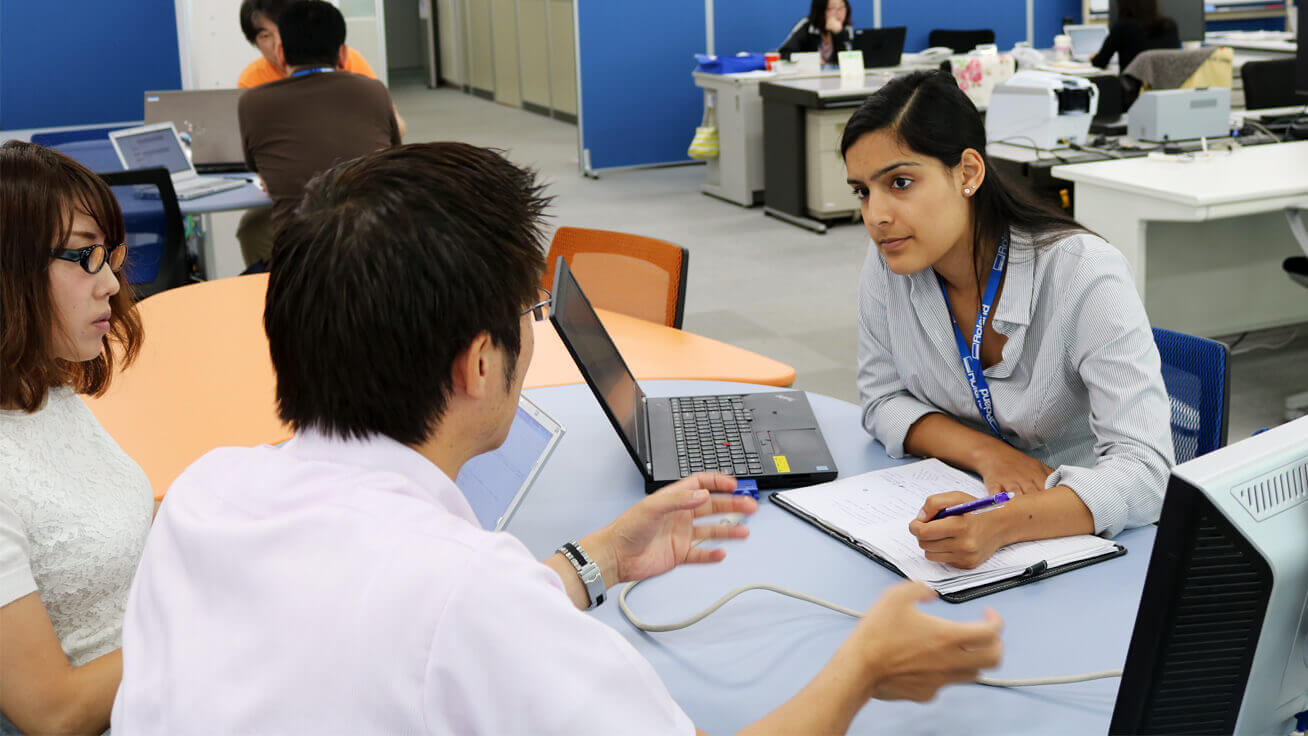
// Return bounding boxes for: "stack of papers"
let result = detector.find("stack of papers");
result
[774,460,1120,594]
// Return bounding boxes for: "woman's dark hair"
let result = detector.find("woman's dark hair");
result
[0,141,143,413]
[1118,0,1168,31]
[839,70,1088,290]
[807,0,852,30]
[265,142,549,445]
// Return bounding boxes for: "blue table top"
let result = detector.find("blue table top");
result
[512,380,1154,735]
[53,139,269,215]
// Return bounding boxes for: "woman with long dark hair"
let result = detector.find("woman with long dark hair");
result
[0,141,152,734]
[778,0,854,65]
[845,70,1173,569]
[1091,0,1181,71]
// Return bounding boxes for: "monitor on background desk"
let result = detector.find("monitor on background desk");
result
[1109,417,1308,735]
[1107,0,1205,42]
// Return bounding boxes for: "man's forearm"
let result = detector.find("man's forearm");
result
[542,528,619,612]
[735,646,875,735]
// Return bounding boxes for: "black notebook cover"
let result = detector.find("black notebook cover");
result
[771,492,1127,603]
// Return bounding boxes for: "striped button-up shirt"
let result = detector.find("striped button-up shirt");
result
[857,228,1175,537]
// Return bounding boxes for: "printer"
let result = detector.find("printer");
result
[1127,88,1230,143]
[985,71,1098,149]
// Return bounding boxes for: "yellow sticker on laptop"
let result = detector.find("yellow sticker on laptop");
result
[773,455,791,473]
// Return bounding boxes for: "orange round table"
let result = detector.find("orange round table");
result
[83,274,796,498]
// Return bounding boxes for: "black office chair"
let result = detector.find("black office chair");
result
[98,167,194,299]
[1286,207,1308,419]
[1241,58,1299,110]
[927,28,995,53]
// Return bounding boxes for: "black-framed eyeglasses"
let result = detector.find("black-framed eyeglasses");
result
[523,288,551,321]
[49,243,128,275]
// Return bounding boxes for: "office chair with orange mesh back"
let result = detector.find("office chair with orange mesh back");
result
[542,227,690,328]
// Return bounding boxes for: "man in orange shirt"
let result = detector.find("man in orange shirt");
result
[239,0,375,88]
[234,0,406,269]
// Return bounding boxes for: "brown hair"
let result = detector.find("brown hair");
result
[0,140,143,412]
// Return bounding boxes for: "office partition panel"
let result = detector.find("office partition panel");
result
[0,0,181,129]
[712,0,809,58]
[575,0,706,172]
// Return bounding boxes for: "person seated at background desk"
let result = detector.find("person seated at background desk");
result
[845,71,1174,570]
[112,141,1003,735]
[778,0,854,65]
[0,142,153,735]
[1090,0,1181,72]
[237,0,401,269]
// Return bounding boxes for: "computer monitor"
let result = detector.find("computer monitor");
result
[1109,416,1308,735]
[1109,0,1205,43]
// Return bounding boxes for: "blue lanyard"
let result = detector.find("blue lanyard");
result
[291,67,335,77]
[937,231,1010,444]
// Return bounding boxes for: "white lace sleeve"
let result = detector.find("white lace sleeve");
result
[0,496,37,607]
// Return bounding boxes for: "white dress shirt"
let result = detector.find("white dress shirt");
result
[113,430,693,735]
[857,229,1175,536]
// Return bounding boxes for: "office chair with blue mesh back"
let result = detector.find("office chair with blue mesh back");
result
[1152,327,1229,464]
[97,167,193,299]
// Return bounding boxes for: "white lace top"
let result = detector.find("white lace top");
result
[0,386,153,666]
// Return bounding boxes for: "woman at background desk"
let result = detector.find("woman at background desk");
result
[778,0,854,65]
[845,71,1174,570]
[1091,0,1181,71]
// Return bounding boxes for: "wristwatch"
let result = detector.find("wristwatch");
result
[557,541,606,609]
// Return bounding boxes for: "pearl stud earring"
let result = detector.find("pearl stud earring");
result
[963,187,973,195]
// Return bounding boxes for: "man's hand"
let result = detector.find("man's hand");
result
[855,582,1003,702]
[582,472,757,585]
[908,492,1015,569]
[974,447,1054,497]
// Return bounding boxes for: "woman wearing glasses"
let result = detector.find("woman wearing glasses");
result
[0,141,151,735]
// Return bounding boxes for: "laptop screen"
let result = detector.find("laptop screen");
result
[456,397,563,530]
[549,258,647,465]
[113,127,192,175]
[1065,25,1109,60]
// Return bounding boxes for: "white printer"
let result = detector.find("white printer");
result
[1127,88,1230,143]
[985,71,1099,149]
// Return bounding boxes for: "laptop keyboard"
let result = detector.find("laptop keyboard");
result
[175,178,242,200]
[671,395,765,478]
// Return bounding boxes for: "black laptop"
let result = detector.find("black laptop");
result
[852,26,907,68]
[549,257,838,493]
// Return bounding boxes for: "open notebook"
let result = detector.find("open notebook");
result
[771,459,1125,603]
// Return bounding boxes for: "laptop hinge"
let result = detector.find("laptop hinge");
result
[641,396,653,474]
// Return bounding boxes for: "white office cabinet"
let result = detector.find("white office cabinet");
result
[693,72,766,207]
[469,0,495,95]
[805,107,858,219]
[518,0,552,112]
[491,0,522,106]
[548,0,578,117]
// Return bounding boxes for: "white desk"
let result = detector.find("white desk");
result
[692,54,940,208]
[510,381,1157,735]
[1052,140,1308,336]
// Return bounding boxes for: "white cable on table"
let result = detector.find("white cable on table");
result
[617,578,1123,688]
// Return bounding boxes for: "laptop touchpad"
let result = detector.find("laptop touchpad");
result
[755,429,823,463]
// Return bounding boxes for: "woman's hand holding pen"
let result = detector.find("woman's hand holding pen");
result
[908,492,1016,570]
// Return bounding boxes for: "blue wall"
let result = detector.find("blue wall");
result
[1,1,182,130]
[882,0,1028,51]
[1034,0,1088,47]
[713,0,802,56]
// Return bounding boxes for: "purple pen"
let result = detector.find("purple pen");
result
[930,491,1014,520]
